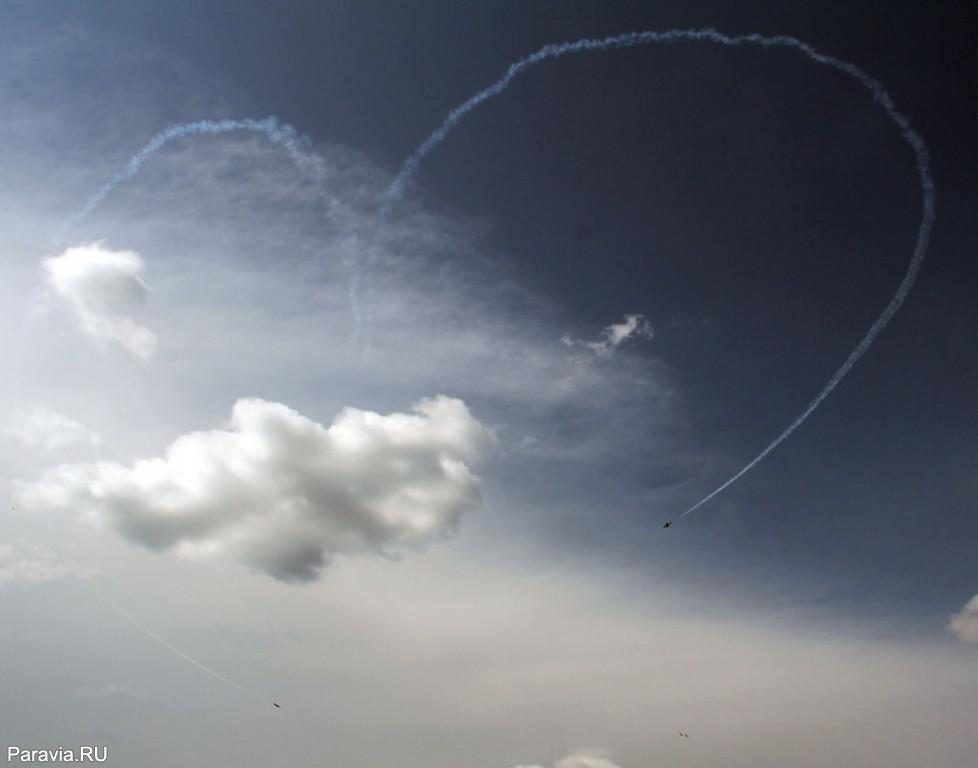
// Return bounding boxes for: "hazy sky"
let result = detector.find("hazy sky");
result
[1,3,975,767]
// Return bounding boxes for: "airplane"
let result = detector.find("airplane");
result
[662,521,672,528]
[273,703,281,709]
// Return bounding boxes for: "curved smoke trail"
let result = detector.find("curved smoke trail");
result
[38,115,364,354]
[53,117,310,245]
[381,28,935,518]
[51,116,361,338]
[20,116,365,395]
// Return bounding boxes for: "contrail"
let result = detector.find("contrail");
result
[93,583,270,705]
[380,28,935,518]
[53,117,309,245]
[43,114,364,348]
[4,503,274,707]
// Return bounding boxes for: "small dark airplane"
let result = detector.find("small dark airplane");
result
[662,521,672,529]
[273,703,281,709]
[678,732,690,738]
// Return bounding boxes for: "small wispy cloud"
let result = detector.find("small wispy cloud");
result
[514,753,622,768]
[0,541,87,587]
[4,406,101,453]
[43,242,156,361]
[562,314,653,358]
[70,680,145,700]
[948,595,978,644]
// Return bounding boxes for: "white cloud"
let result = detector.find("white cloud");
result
[948,594,978,644]
[4,406,100,452]
[515,754,622,768]
[0,541,80,587]
[43,242,156,361]
[2,27,978,768]
[22,396,495,582]
[562,314,653,358]
[554,756,622,768]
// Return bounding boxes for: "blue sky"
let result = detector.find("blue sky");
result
[1,3,976,766]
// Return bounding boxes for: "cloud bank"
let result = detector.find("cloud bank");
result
[948,595,978,644]
[23,396,495,582]
[43,243,156,360]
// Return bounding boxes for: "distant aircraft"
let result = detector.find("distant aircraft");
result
[662,521,672,528]
[273,703,281,709]
[678,732,690,738]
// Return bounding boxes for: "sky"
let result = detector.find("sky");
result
[0,2,976,767]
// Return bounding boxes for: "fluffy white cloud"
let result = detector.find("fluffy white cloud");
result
[4,406,100,452]
[948,595,978,644]
[562,314,653,358]
[23,396,495,582]
[514,754,622,768]
[43,243,156,360]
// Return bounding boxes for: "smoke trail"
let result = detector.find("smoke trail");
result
[53,117,310,245]
[41,114,364,350]
[381,28,935,518]
[93,583,270,705]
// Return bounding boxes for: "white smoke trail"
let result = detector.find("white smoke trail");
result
[93,583,271,705]
[11,116,363,398]
[3,487,271,705]
[52,116,313,245]
[30,115,363,359]
[380,28,935,518]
